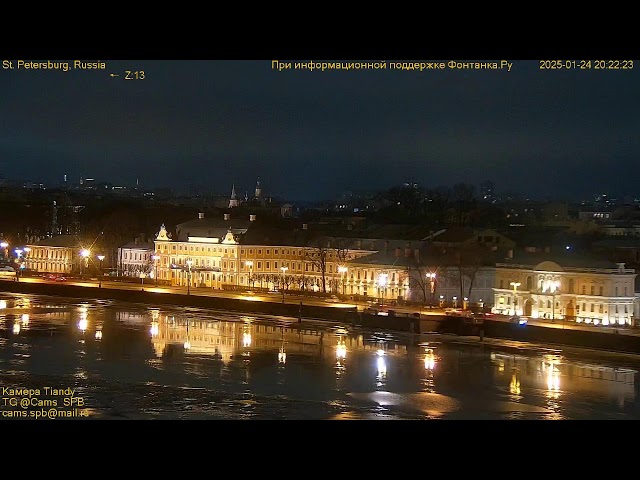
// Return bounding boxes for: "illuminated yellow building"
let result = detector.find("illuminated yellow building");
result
[492,253,637,326]
[152,222,405,296]
[25,235,81,273]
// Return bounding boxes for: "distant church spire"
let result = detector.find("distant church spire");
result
[254,177,262,200]
[229,183,239,208]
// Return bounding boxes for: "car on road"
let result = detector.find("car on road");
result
[46,274,67,282]
[510,316,527,325]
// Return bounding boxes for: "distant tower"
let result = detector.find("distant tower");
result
[244,190,249,202]
[229,184,239,208]
[51,201,58,235]
[254,177,262,200]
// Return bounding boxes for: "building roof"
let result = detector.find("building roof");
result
[176,216,252,241]
[593,237,640,248]
[29,235,80,248]
[120,241,155,250]
[498,250,628,271]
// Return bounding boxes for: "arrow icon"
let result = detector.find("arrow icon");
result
[110,73,119,77]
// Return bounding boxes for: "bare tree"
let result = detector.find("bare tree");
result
[444,245,490,306]
[304,240,329,293]
[283,274,295,291]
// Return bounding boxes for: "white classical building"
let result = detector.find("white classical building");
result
[118,239,155,277]
[492,253,637,326]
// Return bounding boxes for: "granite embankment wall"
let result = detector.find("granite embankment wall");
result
[2,281,640,354]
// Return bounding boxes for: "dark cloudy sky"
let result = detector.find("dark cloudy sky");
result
[1,59,638,201]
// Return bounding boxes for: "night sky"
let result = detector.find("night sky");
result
[1,59,638,201]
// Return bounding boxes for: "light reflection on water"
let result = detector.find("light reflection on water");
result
[0,293,639,419]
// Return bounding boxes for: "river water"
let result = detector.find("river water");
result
[1,292,639,420]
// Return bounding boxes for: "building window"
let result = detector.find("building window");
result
[599,286,603,296]
[266,262,270,269]
[274,262,278,269]
[258,249,262,254]
[582,285,586,295]
[615,286,619,296]
[539,299,543,308]
[250,249,253,255]
[569,279,575,293]
[598,304,602,313]
[582,302,586,311]
[624,286,628,296]
[257,261,262,269]
[266,250,270,255]
[547,300,551,308]
[275,249,278,255]
[499,279,504,289]
[590,285,595,296]
[590,304,594,312]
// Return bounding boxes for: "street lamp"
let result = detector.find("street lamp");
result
[246,260,253,289]
[510,281,521,316]
[152,254,160,286]
[186,259,193,295]
[338,266,347,295]
[378,272,388,306]
[80,249,90,277]
[280,266,288,303]
[0,241,8,259]
[14,249,22,281]
[97,255,105,288]
[426,272,436,304]
[550,279,560,321]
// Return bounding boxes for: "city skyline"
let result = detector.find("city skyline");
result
[2,60,639,201]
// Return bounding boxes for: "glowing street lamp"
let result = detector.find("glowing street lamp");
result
[549,279,560,321]
[280,266,288,303]
[186,259,193,295]
[80,249,90,276]
[245,260,253,289]
[510,281,521,316]
[0,241,8,259]
[426,272,436,304]
[378,272,388,306]
[97,255,105,287]
[338,266,348,295]
[152,254,160,285]
[23,247,30,269]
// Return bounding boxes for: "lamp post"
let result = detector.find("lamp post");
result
[0,241,8,259]
[80,249,90,277]
[280,266,288,303]
[550,279,560,322]
[338,266,347,295]
[97,255,105,288]
[246,260,253,289]
[186,259,193,295]
[140,272,146,291]
[14,249,22,281]
[510,281,521,316]
[152,254,160,286]
[378,272,388,306]
[426,272,436,305]
[23,247,30,271]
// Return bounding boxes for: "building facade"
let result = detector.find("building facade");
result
[24,235,81,274]
[118,240,155,277]
[492,259,636,326]
[152,224,409,296]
